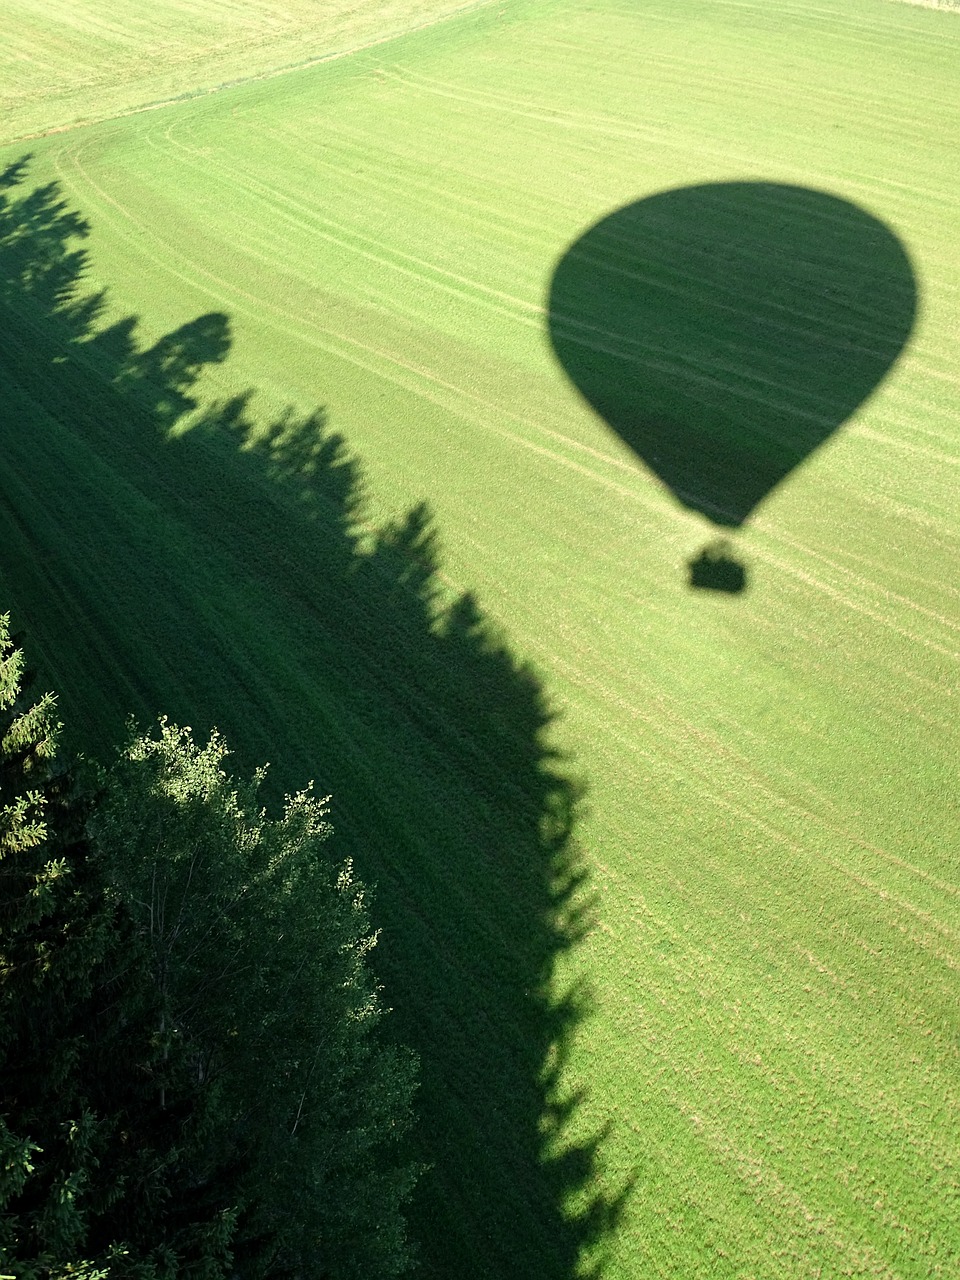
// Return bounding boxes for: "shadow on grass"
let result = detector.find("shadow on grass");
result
[549,182,917,589]
[0,158,627,1278]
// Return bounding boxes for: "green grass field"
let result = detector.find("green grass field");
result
[2,0,959,1275]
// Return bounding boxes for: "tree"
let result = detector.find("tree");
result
[0,615,417,1278]
[0,613,236,1279]
[90,720,419,1280]
[0,611,114,1277]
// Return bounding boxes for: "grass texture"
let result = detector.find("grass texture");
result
[2,0,959,1276]
[0,0,488,144]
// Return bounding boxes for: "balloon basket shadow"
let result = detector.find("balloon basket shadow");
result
[688,541,747,594]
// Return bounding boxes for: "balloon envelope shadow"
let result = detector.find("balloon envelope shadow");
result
[548,182,917,590]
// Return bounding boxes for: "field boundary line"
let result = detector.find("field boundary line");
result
[3,0,501,148]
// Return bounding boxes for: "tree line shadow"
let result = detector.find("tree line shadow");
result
[0,157,628,1278]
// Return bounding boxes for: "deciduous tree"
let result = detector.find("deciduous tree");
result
[0,615,417,1278]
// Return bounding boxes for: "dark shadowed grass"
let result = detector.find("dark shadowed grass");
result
[0,160,626,1279]
[549,183,916,533]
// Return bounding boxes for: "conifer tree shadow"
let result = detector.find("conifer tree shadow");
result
[549,182,917,591]
[0,160,627,1278]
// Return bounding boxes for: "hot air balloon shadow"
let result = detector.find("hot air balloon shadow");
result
[547,182,917,592]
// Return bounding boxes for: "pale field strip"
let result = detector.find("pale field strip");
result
[271,106,619,231]
[583,672,959,950]
[378,21,960,214]
[881,383,960,449]
[149,122,558,334]
[0,0,502,143]
[837,419,960,508]
[736,557,960,744]
[658,602,960,872]
[842,435,960,530]
[580,884,958,1149]
[812,527,960,604]
[236,135,651,337]
[852,421,960,472]
[568,988,953,1264]
[57,131,960,719]
[829,180,960,261]
[581,911,954,1176]
[749,535,960,664]
[609,1039,958,1267]
[893,356,960,396]
[593,962,943,1272]
[839,484,960,555]
[229,156,555,335]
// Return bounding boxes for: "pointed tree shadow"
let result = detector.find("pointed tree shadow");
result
[0,160,627,1278]
[548,182,917,589]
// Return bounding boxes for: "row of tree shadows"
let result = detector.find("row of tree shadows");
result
[0,157,623,1279]
[0,156,917,1274]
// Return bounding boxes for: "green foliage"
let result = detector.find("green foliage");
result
[1,614,96,1274]
[90,719,419,1280]
[0,614,234,1279]
[0,612,105,1275]
[0,618,417,1278]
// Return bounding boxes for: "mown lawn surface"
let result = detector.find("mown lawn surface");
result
[0,0,485,143]
[2,1,959,1276]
